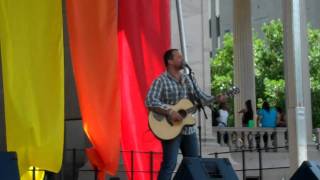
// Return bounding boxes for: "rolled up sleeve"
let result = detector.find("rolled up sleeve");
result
[145,78,169,110]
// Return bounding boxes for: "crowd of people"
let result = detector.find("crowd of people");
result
[213,99,287,128]
[213,99,287,149]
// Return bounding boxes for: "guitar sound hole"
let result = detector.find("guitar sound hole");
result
[178,110,187,118]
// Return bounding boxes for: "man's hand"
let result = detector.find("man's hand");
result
[168,110,183,123]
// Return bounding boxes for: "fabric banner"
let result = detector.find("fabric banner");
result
[66,0,121,177]
[118,0,170,179]
[0,0,64,179]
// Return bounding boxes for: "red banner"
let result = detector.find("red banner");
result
[66,0,120,177]
[118,0,170,179]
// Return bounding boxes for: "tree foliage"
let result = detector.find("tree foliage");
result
[211,19,320,127]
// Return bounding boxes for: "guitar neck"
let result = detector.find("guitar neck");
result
[187,87,240,113]
[186,99,213,114]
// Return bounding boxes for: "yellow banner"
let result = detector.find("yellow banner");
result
[0,0,64,179]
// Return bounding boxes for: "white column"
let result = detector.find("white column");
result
[211,0,221,54]
[283,0,311,174]
[200,0,213,140]
[299,1,313,147]
[300,2,314,151]
[233,0,256,127]
[171,0,212,141]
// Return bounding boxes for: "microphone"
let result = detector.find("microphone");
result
[182,60,192,75]
[182,60,191,69]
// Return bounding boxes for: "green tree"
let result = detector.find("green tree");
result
[308,27,320,127]
[211,19,320,127]
[255,20,285,108]
[211,33,234,126]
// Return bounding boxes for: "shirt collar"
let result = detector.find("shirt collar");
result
[165,71,186,84]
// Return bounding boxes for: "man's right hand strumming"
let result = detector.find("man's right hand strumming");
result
[168,109,183,122]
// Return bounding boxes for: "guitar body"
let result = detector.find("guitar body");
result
[148,86,240,140]
[148,99,196,140]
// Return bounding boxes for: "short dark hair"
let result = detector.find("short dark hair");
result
[163,49,178,67]
[245,100,253,112]
[262,101,270,112]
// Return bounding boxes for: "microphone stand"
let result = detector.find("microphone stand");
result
[184,63,208,157]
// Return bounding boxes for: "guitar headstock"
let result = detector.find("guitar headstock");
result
[224,86,240,97]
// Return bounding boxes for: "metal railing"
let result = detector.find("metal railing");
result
[20,118,319,179]
[23,146,291,180]
[209,146,290,180]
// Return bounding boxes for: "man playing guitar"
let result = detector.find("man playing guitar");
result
[145,49,226,180]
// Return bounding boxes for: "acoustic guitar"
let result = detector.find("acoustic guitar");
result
[148,86,240,140]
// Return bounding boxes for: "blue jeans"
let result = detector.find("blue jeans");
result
[157,133,199,180]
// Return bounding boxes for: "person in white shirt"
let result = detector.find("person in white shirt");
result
[217,102,229,127]
[216,102,229,144]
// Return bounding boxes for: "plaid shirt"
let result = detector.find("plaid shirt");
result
[145,71,213,135]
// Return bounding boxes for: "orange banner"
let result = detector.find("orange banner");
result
[66,0,120,177]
